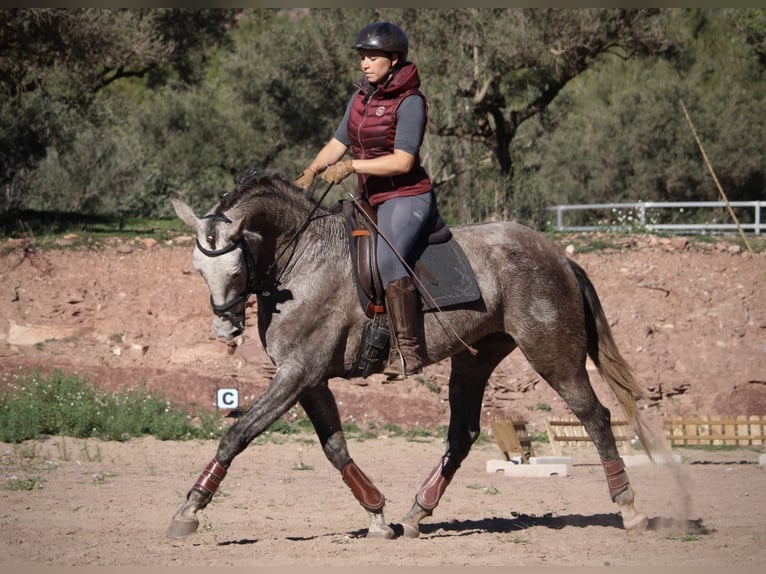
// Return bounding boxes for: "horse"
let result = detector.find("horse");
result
[166,169,655,540]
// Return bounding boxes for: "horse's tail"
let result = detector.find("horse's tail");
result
[568,258,656,460]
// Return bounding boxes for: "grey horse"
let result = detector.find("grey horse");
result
[167,169,654,540]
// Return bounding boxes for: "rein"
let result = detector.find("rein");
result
[260,181,335,291]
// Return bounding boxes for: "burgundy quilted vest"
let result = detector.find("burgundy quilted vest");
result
[347,63,432,206]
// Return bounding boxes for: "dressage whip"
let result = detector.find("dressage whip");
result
[338,180,478,357]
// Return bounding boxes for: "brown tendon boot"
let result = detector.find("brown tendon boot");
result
[383,276,423,380]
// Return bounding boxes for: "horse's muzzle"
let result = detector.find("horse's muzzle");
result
[213,314,245,339]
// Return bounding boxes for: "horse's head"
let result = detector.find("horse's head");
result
[172,198,262,340]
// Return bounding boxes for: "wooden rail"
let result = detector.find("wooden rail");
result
[545,415,635,456]
[491,414,765,460]
[662,415,766,446]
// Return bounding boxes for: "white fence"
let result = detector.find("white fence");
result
[547,200,766,235]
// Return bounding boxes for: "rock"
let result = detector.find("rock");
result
[140,237,158,249]
[670,237,690,251]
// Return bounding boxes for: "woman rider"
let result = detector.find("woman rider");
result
[295,21,442,380]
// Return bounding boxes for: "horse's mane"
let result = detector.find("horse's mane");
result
[215,168,324,216]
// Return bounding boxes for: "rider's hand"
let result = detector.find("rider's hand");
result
[294,167,318,190]
[322,159,355,185]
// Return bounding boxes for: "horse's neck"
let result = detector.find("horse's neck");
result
[266,211,350,283]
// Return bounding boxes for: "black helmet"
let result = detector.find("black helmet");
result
[352,22,408,61]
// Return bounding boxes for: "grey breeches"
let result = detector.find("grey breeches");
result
[375,191,435,289]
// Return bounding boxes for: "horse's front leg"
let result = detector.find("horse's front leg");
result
[166,363,307,539]
[299,384,393,539]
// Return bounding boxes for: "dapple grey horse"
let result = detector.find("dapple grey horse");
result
[167,169,655,540]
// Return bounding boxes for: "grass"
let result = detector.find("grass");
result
[6,475,46,491]
[0,367,455,448]
[0,368,635,465]
[0,369,226,443]
[3,206,765,256]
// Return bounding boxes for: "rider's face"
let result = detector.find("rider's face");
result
[358,49,397,85]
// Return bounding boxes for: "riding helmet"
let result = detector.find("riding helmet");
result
[352,22,408,61]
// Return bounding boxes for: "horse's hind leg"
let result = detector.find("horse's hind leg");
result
[400,334,514,538]
[543,364,648,531]
[300,384,393,539]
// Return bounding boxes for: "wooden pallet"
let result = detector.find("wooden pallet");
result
[489,417,535,463]
[545,415,635,456]
[662,415,766,446]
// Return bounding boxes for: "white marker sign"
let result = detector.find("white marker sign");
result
[216,388,239,409]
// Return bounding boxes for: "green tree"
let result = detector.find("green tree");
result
[6,8,764,228]
[277,9,683,222]
[246,9,683,222]
[526,8,766,226]
[0,8,237,212]
[723,8,766,66]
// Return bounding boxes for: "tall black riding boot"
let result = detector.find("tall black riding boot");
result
[383,276,423,380]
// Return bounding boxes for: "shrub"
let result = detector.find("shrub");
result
[0,370,225,443]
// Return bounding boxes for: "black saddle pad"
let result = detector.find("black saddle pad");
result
[413,236,482,312]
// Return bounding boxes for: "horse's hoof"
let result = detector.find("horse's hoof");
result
[367,524,395,540]
[400,522,421,539]
[166,517,200,539]
[623,513,649,532]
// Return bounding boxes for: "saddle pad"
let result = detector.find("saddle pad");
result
[413,237,482,312]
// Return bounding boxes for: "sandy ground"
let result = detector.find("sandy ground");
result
[0,435,763,567]
[0,231,764,566]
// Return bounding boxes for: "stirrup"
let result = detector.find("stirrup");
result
[383,348,406,381]
[383,348,421,381]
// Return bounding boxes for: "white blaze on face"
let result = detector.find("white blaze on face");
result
[171,199,251,339]
[192,237,248,339]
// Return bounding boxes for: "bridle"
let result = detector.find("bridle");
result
[195,213,261,326]
[193,183,333,324]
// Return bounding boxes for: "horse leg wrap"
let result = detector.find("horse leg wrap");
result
[601,457,629,501]
[341,460,385,512]
[416,455,460,511]
[191,459,227,498]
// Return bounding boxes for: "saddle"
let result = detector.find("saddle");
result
[341,199,482,378]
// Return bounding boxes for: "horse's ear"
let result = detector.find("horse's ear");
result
[171,199,200,233]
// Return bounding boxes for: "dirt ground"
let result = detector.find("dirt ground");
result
[0,231,764,567]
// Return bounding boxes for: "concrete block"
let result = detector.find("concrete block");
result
[529,456,573,466]
[486,459,516,473]
[759,453,766,466]
[486,459,568,477]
